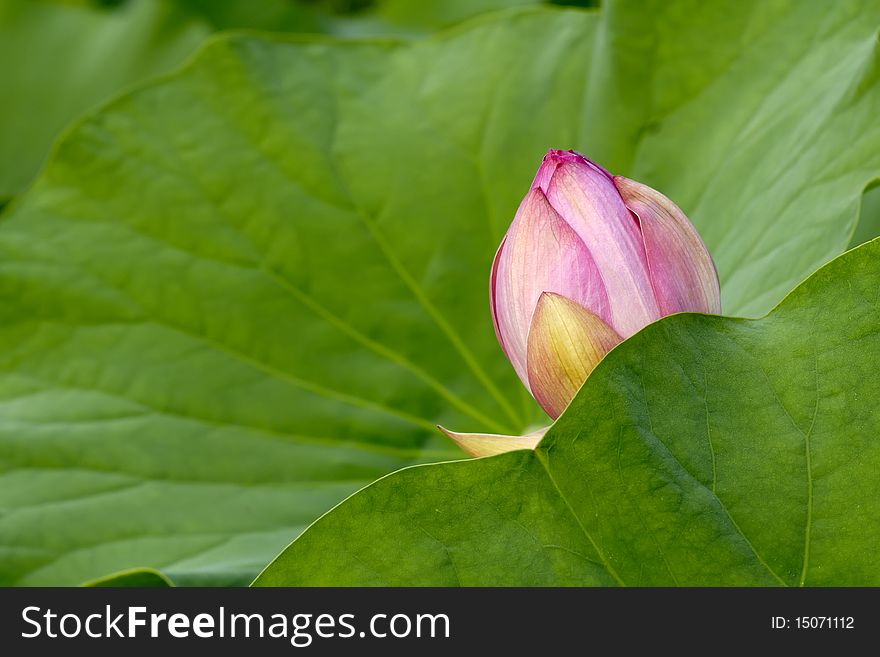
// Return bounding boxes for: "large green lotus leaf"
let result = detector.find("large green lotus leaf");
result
[0,0,550,204]
[255,238,880,586]
[2,2,879,586]
[0,0,210,199]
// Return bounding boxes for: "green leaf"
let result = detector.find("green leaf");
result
[2,2,879,586]
[849,183,880,248]
[0,0,210,198]
[0,0,550,204]
[255,239,880,586]
[81,567,173,587]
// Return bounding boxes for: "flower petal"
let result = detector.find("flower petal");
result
[438,425,547,458]
[489,236,507,356]
[526,292,621,419]
[493,188,610,389]
[614,176,722,316]
[544,160,660,336]
[531,149,613,192]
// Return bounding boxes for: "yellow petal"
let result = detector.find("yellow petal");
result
[526,292,621,419]
[438,426,547,458]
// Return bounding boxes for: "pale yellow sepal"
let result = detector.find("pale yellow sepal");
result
[438,426,548,458]
[526,292,621,419]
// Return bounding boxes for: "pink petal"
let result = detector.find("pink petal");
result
[544,160,660,337]
[614,176,721,316]
[438,425,547,458]
[526,292,622,419]
[493,188,610,390]
[489,236,508,356]
[531,149,613,192]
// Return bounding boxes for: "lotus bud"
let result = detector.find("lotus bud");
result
[491,149,721,420]
[442,149,720,458]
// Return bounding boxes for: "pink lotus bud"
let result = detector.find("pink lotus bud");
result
[491,149,721,420]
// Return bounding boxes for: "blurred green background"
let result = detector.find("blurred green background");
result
[0,0,598,205]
